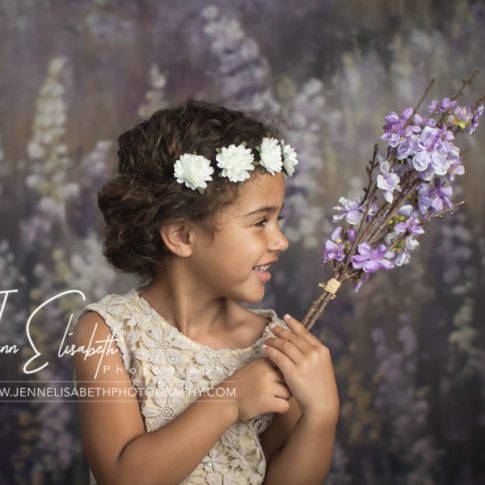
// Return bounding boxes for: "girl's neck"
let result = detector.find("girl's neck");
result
[138,276,246,339]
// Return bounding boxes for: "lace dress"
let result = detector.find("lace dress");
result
[77,288,290,484]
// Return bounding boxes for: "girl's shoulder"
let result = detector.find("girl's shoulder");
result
[238,306,290,347]
[81,289,141,317]
[75,289,144,370]
[76,289,143,340]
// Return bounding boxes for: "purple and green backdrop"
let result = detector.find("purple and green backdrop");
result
[0,1,484,483]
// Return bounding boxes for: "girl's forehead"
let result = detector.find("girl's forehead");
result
[232,172,286,214]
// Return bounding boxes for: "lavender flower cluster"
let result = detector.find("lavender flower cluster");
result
[322,84,484,291]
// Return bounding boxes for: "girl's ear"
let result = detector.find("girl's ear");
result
[159,222,195,258]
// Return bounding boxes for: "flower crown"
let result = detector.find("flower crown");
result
[173,137,299,193]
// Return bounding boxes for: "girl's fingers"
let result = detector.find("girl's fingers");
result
[262,341,295,372]
[282,314,322,347]
[263,335,302,365]
[264,313,328,369]
[274,382,292,400]
[270,323,312,354]
[270,314,317,349]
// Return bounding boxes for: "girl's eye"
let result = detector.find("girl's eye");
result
[255,218,268,227]
[255,215,285,227]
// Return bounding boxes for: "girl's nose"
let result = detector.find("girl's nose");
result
[270,226,289,254]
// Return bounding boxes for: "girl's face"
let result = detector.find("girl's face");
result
[190,171,289,303]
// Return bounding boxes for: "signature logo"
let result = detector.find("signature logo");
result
[1,289,119,378]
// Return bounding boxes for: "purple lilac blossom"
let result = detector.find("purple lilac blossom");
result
[333,197,378,226]
[322,227,356,264]
[429,178,454,208]
[392,161,412,179]
[376,156,401,203]
[417,178,453,215]
[419,165,437,182]
[412,113,426,125]
[411,126,452,176]
[446,143,461,162]
[395,216,425,236]
[397,120,459,182]
[396,134,420,160]
[347,228,356,243]
[381,107,421,147]
[332,196,365,225]
[446,150,465,182]
[398,124,454,172]
[322,226,345,263]
[353,272,370,293]
[449,105,473,130]
[351,243,395,273]
[470,104,484,134]
[437,124,455,152]
[394,236,420,266]
[428,97,457,114]
[398,204,414,218]
[384,228,399,247]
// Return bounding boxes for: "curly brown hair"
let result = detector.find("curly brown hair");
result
[98,98,285,286]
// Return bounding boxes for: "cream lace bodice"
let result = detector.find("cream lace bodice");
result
[78,288,289,484]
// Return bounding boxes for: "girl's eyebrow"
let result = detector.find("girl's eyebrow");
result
[244,202,285,217]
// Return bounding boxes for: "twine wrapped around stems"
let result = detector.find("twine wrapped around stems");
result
[318,278,341,299]
[301,277,343,331]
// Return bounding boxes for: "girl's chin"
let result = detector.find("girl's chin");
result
[242,295,265,305]
[239,283,266,304]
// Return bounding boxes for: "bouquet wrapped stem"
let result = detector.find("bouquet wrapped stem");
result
[302,71,484,331]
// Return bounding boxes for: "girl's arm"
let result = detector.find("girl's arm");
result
[262,412,337,484]
[259,395,302,462]
[261,386,336,484]
[261,315,339,484]
[73,311,239,485]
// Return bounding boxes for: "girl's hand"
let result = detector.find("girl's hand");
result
[226,358,292,423]
[262,314,339,424]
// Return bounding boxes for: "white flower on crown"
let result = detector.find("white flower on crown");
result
[173,137,298,192]
[258,137,283,175]
[215,143,255,182]
[281,140,299,176]
[173,154,214,192]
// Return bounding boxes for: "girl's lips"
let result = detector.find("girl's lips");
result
[254,258,278,267]
[253,267,271,283]
[252,258,277,283]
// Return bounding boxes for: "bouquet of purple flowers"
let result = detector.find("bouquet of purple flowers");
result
[302,71,484,330]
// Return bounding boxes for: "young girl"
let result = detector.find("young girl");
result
[72,99,339,484]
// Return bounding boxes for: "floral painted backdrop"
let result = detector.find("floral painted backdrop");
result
[0,0,484,483]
